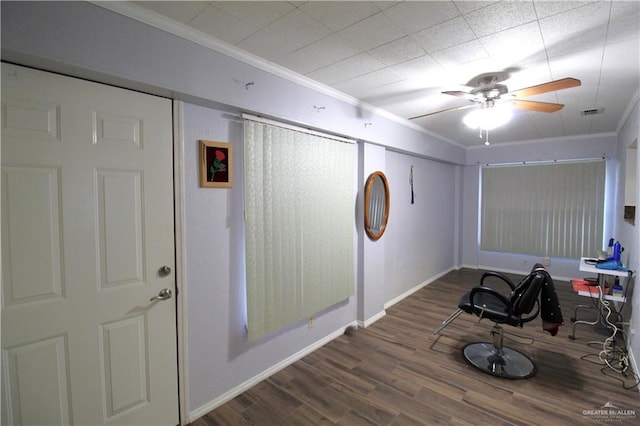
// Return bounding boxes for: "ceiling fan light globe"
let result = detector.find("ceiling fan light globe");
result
[463,107,512,130]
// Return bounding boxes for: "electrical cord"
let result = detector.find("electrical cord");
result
[599,297,625,373]
[579,274,638,390]
[600,366,640,391]
[581,338,639,391]
[574,270,637,390]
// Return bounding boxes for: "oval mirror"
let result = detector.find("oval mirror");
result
[364,171,390,241]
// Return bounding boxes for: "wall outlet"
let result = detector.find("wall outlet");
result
[543,257,550,266]
[308,316,315,329]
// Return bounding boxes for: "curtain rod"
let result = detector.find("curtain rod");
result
[242,113,356,144]
[481,157,607,167]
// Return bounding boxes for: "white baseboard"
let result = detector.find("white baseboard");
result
[459,263,478,270]
[188,266,454,422]
[188,323,355,422]
[627,342,639,383]
[357,310,386,328]
[384,267,454,310]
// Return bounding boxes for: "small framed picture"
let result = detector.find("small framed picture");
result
[200,140,232,188]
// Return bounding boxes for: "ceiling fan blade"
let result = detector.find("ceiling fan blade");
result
[510,77,581,98]
[409,104,477,120]
[442,90,476,101]
[508,99,565,113]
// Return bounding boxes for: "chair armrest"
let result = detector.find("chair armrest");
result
[520,300,540,323]
[469,286,510,311]
[480,271,516,290]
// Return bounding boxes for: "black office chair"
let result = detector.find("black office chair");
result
[434,264,560,379]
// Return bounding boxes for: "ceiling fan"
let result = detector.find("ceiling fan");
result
[409,71,581,121]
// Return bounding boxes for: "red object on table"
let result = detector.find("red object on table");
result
[571,278,610,295]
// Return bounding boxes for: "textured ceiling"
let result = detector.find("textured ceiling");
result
[133,1,640,147]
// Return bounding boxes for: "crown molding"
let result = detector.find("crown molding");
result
[617,88,640,135]
[90,1,459,147]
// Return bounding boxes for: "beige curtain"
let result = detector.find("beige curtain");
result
[244,117,355,340]
[481,161,605,258]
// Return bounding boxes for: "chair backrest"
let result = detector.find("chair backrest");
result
[509,266,546,316]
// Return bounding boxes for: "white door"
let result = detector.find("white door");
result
[1,63,179,425]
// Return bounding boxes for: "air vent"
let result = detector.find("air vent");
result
[580,107,604,116]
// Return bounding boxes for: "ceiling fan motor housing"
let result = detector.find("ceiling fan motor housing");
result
[409,74,580,121]
[470,83,509,100]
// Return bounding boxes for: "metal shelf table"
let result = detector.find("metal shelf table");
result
[568,257,630,339]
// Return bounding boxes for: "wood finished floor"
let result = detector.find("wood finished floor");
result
[190,268,639,425]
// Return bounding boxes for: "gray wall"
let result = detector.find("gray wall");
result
[181,102,359,410]
[462,134,621,280]
[0,1,464,418]
[0,2,465,166]
[384,151,457,302]
[615,98,640,364]
[460,112,640,374]
[358,143,388,324]
[2,0,638,419]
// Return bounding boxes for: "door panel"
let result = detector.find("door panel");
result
[2,165,64,305]
[2,98,61,142]
[96,169,145,288]
[1,63,178,426]
[100,315,149,419]
[4,335,72,425]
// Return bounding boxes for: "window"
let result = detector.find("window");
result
[481,161,605,258]
[243,117,355,340]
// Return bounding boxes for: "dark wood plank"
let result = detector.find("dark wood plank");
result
[189,268,640,425]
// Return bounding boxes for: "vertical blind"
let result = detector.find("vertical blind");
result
[244,118,355,340]
[481,161,605,258]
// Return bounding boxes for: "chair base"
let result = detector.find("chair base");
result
[462,342,537,379]
[433,308,463,335]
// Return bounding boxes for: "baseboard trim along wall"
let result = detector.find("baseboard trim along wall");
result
[358,310,386,329]
[189,321,358,422]
[190,268,454,421]
[627,344,639,384]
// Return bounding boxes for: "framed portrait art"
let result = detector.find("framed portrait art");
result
[200,140,232,188]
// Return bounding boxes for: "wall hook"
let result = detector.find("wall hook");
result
[232,79,255,90]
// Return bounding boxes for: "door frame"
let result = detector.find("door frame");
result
[173,100,190,425]
[1,61,189,425]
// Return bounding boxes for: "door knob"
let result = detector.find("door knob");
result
[159,265,172,277]
[150,288,173,302]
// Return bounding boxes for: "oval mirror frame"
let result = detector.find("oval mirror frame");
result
[364,171,390,241]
